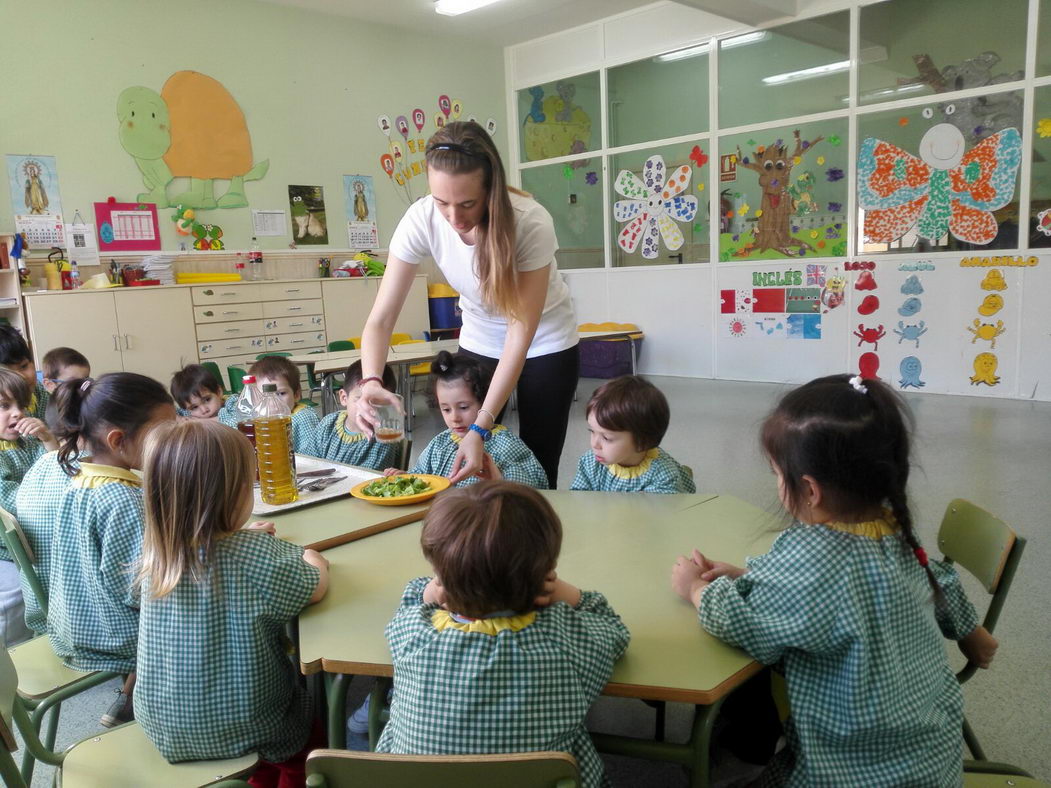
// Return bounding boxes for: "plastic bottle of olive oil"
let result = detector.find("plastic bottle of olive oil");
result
[254,383,298,505]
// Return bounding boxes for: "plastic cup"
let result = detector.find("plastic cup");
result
[371,394,404,443]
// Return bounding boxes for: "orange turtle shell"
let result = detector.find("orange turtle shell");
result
[161,71,253,179]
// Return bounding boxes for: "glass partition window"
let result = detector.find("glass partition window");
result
[1039,0,1051,77]
[859,0,1027,104]
[521,159,604,270]
[517,73,601,164]
[607,51,708,148]
[609,139,711,267]
[1028,86,1051,247]
[857,93,1023,253]
[717,119,849,262]
[718,12,849,128]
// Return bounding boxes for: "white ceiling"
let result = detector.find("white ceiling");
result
[254,0,690,47]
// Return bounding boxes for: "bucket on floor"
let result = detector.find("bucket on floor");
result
[428,283,462,331]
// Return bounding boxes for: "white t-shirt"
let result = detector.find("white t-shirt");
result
[388,192,578,359]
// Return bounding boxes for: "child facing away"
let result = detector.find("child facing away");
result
[0,325,49,420]
[47,373,177,726]
[377,481,630,788]
[170,364,229,420]
[306,360,401,470]
[671,374,997,787]
[571,376,695,494]
[221,356,319,454]
[0,369,59,646]
[135,420,329,784]
[41,347,91,394]
[390,351,548,488]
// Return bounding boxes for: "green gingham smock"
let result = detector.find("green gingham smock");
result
[306,412,398,471]
[570,448,695,494]
[0,438,46,559]
[376,577,630,788]
[411,426,549,489]
[14,450,79,633]
[47,463,144,673]
[135,531,320,763]
[699,515,979,787]
[29,383,48,421]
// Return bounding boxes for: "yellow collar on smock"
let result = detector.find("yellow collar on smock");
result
[605,447,660,480]
[431,609,536,635]
[73,462,142,489]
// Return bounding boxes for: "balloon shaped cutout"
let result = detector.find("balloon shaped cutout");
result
[486,118,497,135]
[389,141,405,164]
[412,108,425,132]
[377,114,392,137]
[395,115,410,140]
[434,113,446,129]
[438,95,451,117]
[450,99,463,120]
[380,154,395,177]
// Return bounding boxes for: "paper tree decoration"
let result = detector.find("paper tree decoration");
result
[613,155,698,259]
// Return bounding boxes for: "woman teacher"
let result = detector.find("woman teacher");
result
[356,121,578,488]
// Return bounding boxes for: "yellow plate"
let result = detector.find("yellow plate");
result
[350,474,451,506]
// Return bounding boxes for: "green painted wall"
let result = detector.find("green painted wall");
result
[0,0,507,253]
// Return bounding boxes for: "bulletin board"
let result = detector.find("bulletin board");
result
[93,201,161,252]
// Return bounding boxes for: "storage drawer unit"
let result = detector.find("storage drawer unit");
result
[196,319,267,341]
[264,314,324,333]
[194,302,264,323]
[259,281,322,301]
[191,285,262,305]
[198,336,265,359]
[262,299,323,319]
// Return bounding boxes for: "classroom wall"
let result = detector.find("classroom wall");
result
[0,0,507,258]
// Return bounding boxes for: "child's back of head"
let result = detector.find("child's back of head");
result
[586,375,669,451]
[0,325,32,367]
[430,351,492,403]
[138,419,255,599]
[422,480,561,617]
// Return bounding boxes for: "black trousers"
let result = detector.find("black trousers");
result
[458,344,580,489]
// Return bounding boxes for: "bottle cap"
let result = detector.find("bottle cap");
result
[242,375,256,384]
[261,383,277,392]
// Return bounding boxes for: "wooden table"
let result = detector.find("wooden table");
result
[267,492,429,552]
[297,491,777,786]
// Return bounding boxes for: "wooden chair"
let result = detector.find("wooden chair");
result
[0,509,119,782]
[305,750,580,788]
[0,642,257,788]
[937,499,1026,761]
[201,361,231,396]
[327,340,354,352]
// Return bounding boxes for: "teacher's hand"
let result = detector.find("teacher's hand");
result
[448,429,485,484]
[354,381,403,438]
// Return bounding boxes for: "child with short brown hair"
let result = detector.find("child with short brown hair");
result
[226,356,319,453]
[571,375,695,494]
[170,364,228,420]
[41,347,90,394]
[376,481,629,788]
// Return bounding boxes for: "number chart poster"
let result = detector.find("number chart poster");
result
[343,174,378,250]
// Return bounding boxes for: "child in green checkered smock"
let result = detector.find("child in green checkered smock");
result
[15,450,80,634]
[246,355,320,453]
[385,351,547,488]
[45,372,175,731]
[377,482,629,788]
[0,368,59,646]
[306,360,400,470]
[571,376,694,494]
[135,420,329,780]
[0,325,49,423]
[672,374,996,787]
[170,363,232,420]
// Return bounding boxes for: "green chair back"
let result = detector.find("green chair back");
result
[0,509,47,622]
[228,366,248,394]
[305,750,580,788]
[328,340,354,352]
[200,361,230,395]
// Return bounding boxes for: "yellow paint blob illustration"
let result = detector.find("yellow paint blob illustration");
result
[970,352,1001,386]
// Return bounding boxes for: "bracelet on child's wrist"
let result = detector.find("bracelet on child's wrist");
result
[469,423,492,442]
[357,376,384,389]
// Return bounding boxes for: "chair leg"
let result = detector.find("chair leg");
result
[963,717,986,761]
[22,702,61,783]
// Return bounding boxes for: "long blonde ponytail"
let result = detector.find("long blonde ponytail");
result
[426,121,521,320]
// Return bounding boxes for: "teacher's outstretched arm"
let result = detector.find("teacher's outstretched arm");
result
[356,255,417,436]
[447,264,547,484]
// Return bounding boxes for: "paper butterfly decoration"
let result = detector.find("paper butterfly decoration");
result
[613,155,698,259]
[858,121,1021,245]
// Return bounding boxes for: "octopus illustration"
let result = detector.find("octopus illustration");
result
[899,356,926,389]
[970,353,1001,386]
[859,352,880,379]
[967,319,1006,349]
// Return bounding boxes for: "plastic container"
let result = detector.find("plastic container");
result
[427,283,462,331]
[69,261,82,289]
[247,237,264,281]
[253,383,298,505]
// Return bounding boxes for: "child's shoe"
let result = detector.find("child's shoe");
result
[100,688,134,727]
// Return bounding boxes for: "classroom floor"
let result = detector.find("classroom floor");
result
[16,376,1050,785]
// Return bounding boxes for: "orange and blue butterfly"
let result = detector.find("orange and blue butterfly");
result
[858,119,1021,246]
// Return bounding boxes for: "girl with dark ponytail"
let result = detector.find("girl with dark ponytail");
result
[671,373,997,786]
[47,373,176,726]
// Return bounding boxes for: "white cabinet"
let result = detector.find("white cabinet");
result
[321,276,428,341]
[25,288,197,381]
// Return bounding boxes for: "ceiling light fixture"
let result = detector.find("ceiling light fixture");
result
[762,59,850,85]
[435,0,504,16]
[655,31,767,62]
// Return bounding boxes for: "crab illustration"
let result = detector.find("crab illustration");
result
[967,319,1006,349]
[854,324,886,350]
[893,320,928,347]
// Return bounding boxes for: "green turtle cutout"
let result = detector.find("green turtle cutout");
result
[118,71,269,209]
